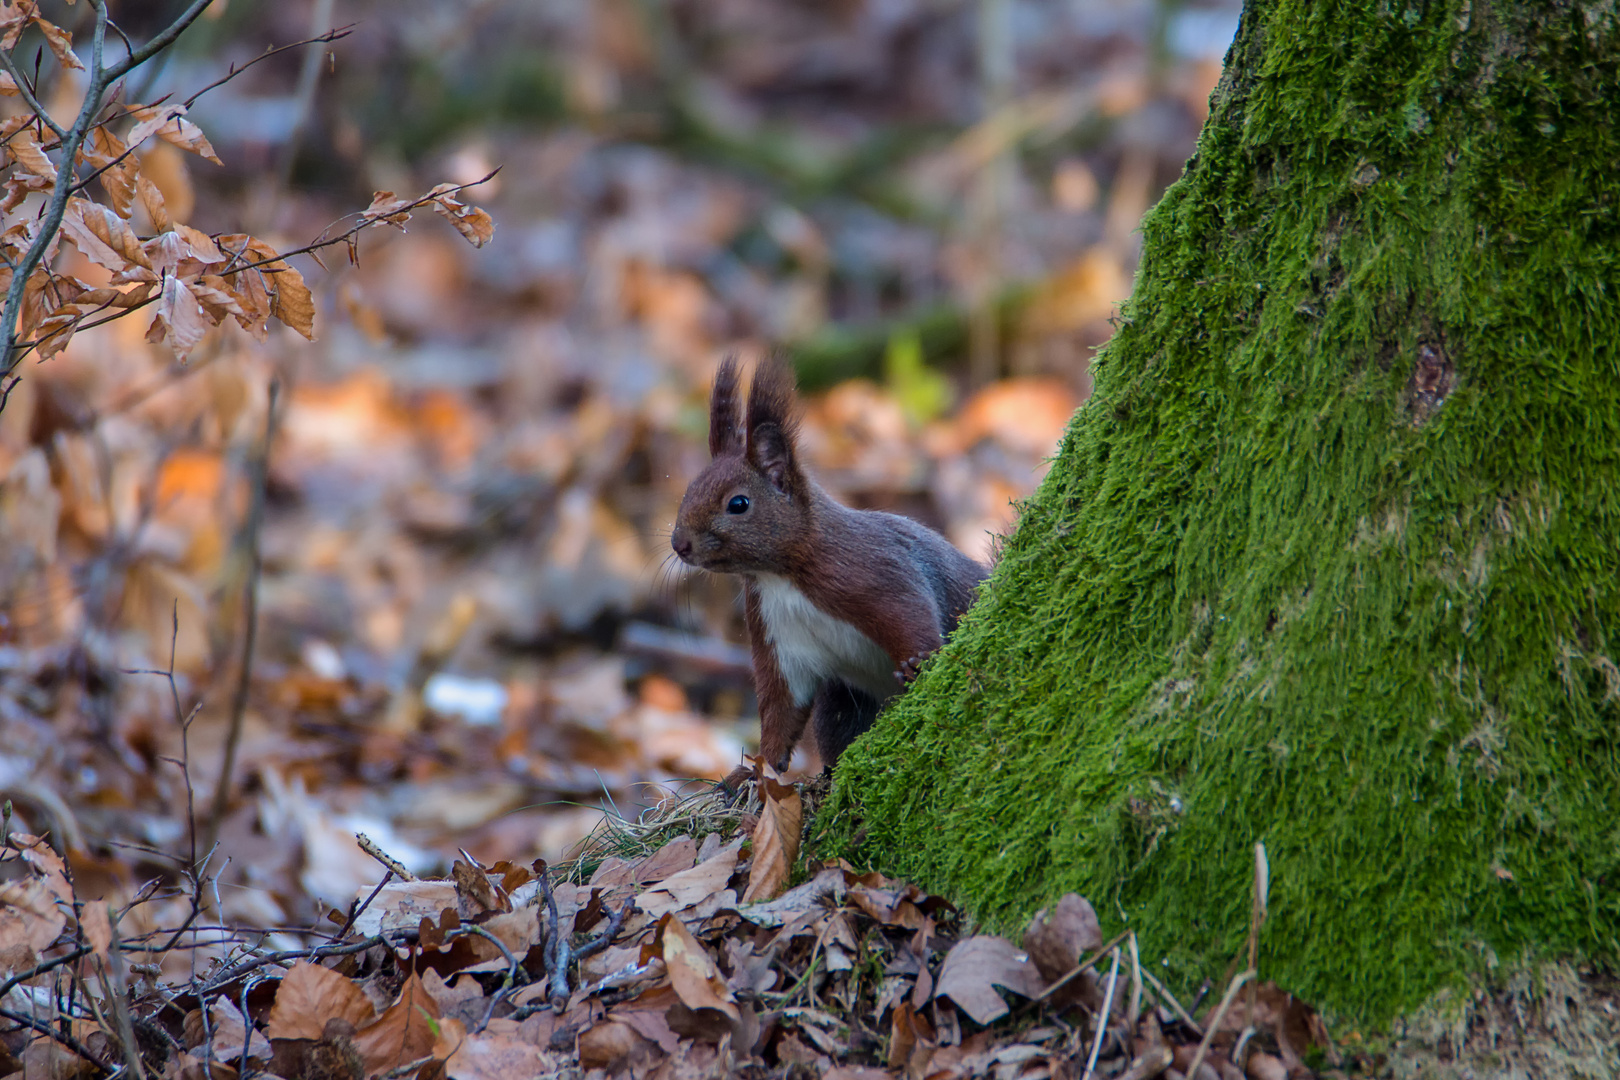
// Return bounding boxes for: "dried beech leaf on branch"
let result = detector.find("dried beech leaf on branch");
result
[0,70,16,95]
[125,103,222,165]
[361,190,415,227]
[215,233,316,340]
[138,175,170,233]
[146,274,212,360]
[30,13,83,71]
[77,127,139,218]
[33,307,81,359]
[2,173,51,213]
[61,197,152,274]
[8,126,58,181]
[428,183,496,248]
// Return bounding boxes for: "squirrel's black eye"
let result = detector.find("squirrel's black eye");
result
[726,494,750,515]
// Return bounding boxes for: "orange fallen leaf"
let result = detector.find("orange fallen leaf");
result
[266,959,377,1040]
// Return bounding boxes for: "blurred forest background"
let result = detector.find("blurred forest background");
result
[0,0,1236,940]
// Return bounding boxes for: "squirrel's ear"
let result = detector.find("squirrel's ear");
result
[746,355,802,494]
[749,422,798,493]
[709,356,744,457]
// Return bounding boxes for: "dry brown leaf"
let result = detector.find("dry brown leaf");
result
[212,233,315,339]
[0,4,32,50]
[577,1020,660,1072]
[61,198,151,272]
[634,838,741,919]
[427,184,495,248]
[138,175,170,233]
[351,971,441,1076]
[32,14,82,70]
[739,865,847,928]
[269,261,316,339]
[33,307,81,360]
[147,274,212,360]
[1022,893,1101,983]
[0,876,65,954]
[8,125,57,181]
[651,913,740,1023]
[144,225,223,275]
[740,775,802,903]
[78,899,112,962]
[208,998,272,1063]
[78,128,139,218]
[438,1027,554,1080]
[0,70,16,95]
[361,190,415,226]
[933,936,1046,1026]
[125,103,222,165]
[1,172,51,213]
[266,959,377,1039]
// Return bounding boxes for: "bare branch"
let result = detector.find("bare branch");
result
[184,25,355,108]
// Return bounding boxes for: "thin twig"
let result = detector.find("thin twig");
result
[1185,968,1253,1080]
[0,1006,115,1073]
[358,834,416,881]
[205,380,278,853]
[1137,967,1202,1036]
[1081,947,1120,1080]
[183,26,354,108]
[335,871,395,940]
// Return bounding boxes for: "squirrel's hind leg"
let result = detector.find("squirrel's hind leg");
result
[811,680,881,771]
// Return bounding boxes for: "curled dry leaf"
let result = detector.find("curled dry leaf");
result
[362,191,415,227]
[212,233,315,340]
[650,912,740,1024]
[125,103,222,165]
[428,184,496,248]
[138,175,171,233]
[933,936,1047,1026]
[31,13,83,71]
[8,126,57,181]
[61,198,152,273]
[740,774,802,903]
[78,128,139,218]
[265,959,378,1040]
[147,274,212,360]
[0,70,16,95]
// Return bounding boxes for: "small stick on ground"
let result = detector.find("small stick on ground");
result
[1080,947,1120,1080]
[357,834,416,881]
[1186,968,1253,1080]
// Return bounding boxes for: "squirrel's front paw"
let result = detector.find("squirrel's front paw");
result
[895,655,927,683]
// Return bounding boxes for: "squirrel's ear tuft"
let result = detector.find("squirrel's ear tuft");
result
[709,355,744,457]
[746,354,802,493]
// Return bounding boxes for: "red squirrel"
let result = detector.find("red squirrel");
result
[670,356,988,790]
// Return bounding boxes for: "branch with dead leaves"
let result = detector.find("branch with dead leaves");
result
[0,1,494,405]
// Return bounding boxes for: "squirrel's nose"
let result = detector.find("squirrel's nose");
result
[671,533,693,560]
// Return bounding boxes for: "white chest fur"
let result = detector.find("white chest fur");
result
[753,574,897,707]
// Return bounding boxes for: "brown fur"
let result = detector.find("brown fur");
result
[671,354,989,788]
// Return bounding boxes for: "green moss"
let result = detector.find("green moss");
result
[822,0,1620,1024]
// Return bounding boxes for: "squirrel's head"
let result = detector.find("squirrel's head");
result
[671,354,810,574]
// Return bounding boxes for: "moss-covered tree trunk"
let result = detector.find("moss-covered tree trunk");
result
[826,0,1620,1022]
